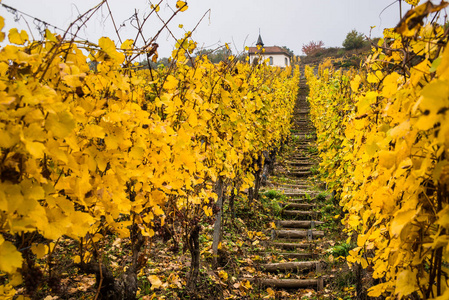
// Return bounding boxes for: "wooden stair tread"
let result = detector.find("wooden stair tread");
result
[280,203,315,209]
[270,242,313,249]
[283,194,317,199]
[249,278,326,289]
[279,252,320,259]
[273,229,324,239]
[277,220,324,228]
[262,261,320,272]
[283,210,317,215]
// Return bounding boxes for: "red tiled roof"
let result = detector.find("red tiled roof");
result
[248,46,291,57]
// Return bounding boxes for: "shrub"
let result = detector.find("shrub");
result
[302,40,324,56]
[342,30,366,50]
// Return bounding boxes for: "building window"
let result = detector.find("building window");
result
[285,57,288,66]
[269,56,273,65]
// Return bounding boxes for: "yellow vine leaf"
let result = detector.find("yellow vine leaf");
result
[437,44,449,80]
[83,124,105,139]
[436,206,449,228]
[150,4,160,12]
[434,289,449,300]
[31,244,47,259]
[98,36,125,63]
[24,141,46,158]
[405,0,420,5]
[150,190,167,206]
[120,39,134,50]
[0,237,23,273]
[396,2,449,36]
[350,75,361,92]
[45,111,76,138]
[8,28,28,45]
[203,205,212,216]
[378,150,396,169]
[176,1,188,12]
[266,288,276,298]
[152,205,164,216]
[148,275,163,289]
[45,29,58,42]
[0,16,5,42]
[218,270,228,281]
[151,51,158,63]
[164,75,179,90]
[396,269,419,298]
[0,130,19,148]
[368,282,391,297]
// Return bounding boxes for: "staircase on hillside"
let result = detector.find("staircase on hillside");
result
[252,79,332,291]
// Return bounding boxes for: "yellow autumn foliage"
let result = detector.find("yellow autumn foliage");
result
[307,3,449,299]
[0,15,299,296]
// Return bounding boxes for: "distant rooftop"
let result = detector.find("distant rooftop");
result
[248,46,292,57]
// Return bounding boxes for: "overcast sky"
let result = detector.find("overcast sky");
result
[1,1,446,57]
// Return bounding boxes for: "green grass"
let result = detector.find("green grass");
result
[307,145,318,155]
[328,241,356,258]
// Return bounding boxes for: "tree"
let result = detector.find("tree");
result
[301,41,324,56]
[138,57,170,69]
[282,46,294,57]
[342,30,366,50]
[195,47,232,63]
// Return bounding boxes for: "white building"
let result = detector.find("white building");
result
[248,34,292,67]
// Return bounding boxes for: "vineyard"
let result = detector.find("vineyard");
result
[306,1,449,299]
[0,1,300,298]
[1,0,449,299]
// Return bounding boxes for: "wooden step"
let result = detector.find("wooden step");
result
[283,210,318,218]
[254,278,322,289]
[250,277,325,290]
[279,252,320,259]
[285,161,314,167]
[289,157,310,161]
[293,158,310,166]
[268,183,311,189]
[281,191,316,198]
[262,261,319,272]
[269,242,313,250]
[277,220,324,228]
[273,229,324,239]
[280,203,315,210]
[286,194,330,202]
[287,198,319,204]
[283,191,317,198]
[285,198,309,203]
[294,148,311,153]
[292,141,310,144]
[288,167,312,172]
[291,135,313,139]
[288,171,312,177]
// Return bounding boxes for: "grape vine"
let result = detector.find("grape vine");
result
[0,4,299,297]
[306,2,449,298]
